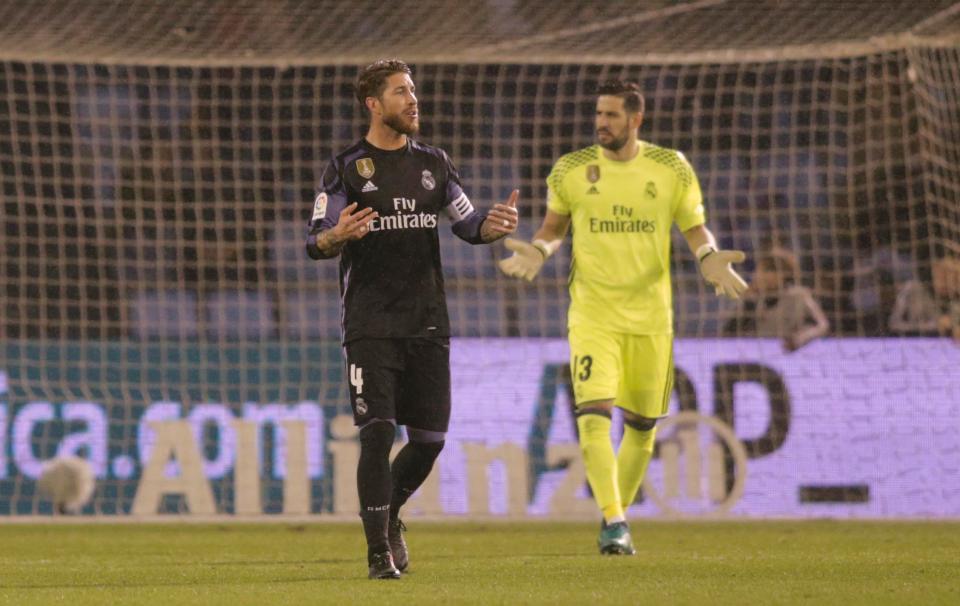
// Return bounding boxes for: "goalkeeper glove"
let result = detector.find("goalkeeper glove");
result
[498,238,560,281]
[697,244,749,299]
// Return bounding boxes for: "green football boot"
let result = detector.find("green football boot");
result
[598,520,636,555]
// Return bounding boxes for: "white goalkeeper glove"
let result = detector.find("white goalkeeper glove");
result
[498,238,560,281]
[697,244,749,299]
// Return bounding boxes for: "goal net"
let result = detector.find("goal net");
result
[1,0,958,518]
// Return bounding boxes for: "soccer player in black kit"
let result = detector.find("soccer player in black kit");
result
[306,59,519,579]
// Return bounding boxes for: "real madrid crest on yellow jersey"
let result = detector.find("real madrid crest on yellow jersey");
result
[356,158,375,179]
[645,181,657,199]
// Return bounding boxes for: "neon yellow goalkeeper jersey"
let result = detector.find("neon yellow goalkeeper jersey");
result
[546,141,706,335]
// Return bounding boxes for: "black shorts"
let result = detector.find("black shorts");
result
[343,337,451,432]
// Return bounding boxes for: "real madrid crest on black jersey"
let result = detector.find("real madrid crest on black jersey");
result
[308,138,480,343]
[421,169,436,190]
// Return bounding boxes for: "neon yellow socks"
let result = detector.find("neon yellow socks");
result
[617,425,657,510]
[576,413,624,523]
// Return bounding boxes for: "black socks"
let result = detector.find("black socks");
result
[389,440,444,520]
[357,421,446,558]
[357,421,395,557]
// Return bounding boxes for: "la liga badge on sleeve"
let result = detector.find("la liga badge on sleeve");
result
[312,192,328,221]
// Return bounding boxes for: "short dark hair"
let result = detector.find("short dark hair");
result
[596,80,645,114]
[355,59,412,107]
[758,250,799,283]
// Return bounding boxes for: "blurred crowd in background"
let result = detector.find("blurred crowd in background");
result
[2,58,958,348]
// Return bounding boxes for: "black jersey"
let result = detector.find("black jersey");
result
[307,138,486,344]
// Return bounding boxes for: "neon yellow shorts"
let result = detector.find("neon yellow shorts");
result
[568,324,674,418]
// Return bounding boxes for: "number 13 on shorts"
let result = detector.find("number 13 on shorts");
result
[570,353,616,405]
[570,325,675,417]
[572,355,593,381]
[568,325,621,407]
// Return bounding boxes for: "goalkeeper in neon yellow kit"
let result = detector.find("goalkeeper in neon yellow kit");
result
[499,80,747,555]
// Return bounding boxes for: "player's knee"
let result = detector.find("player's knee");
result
[574,406,612,420]
[576,408,613,445]
[406,427,445,458]
[406,427,445,444]
[359,419,396,457]
[623,414,657,432]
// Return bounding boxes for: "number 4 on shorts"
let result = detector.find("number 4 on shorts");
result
[350,364,364,395]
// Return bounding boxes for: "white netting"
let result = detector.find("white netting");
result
[0,0,956,65]
[0,0,958,517]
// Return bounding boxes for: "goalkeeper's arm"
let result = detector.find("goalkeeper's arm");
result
[497,209,571,281]
[682,224,749,300]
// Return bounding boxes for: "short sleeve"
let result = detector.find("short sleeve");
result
[546,162,571,216]
[309,159,349,233]
[672,153,706,231]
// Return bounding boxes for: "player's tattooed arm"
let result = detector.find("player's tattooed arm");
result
[307,202,378,259]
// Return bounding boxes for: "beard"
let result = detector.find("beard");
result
[597,128,631,152]
[383,110,419,136]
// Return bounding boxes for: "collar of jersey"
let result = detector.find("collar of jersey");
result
[596,140,646,166]
[362,138,412,155]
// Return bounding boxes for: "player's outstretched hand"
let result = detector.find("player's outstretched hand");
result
[498,238,548,281]
[482,189,520,238]
[330,202,378,243]
[698,248,748,299]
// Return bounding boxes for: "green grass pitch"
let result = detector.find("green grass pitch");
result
[0,521,957,605]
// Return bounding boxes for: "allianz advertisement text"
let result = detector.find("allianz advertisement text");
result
[0,338,956,517]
